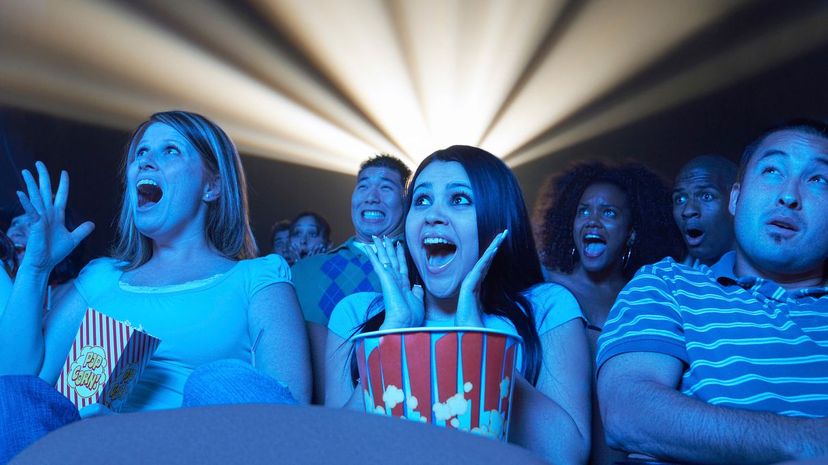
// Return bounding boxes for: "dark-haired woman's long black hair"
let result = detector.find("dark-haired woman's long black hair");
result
[350,145,545,385]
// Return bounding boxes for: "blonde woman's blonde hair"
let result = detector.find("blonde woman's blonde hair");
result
[113,111,258,268]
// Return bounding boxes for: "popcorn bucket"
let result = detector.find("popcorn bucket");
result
[55,308,160,412]
[352,327,522,442]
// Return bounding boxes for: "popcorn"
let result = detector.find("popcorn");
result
[363,388,375,412]
[354,327,521,442]
[473,410,505,439]
[383,385,405,409]
[433,392,468,421]
[488,410,506,438]
[500,377,510,399]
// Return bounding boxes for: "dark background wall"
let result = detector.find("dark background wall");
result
[0,111,126,258]
[243,156,357,250]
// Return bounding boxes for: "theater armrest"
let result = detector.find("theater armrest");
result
[11,404,547,465]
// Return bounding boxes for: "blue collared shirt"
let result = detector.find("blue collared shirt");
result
[598,253,828,418]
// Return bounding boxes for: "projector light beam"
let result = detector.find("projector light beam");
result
[0,0,823,173]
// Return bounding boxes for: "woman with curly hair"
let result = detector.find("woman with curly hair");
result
[534,161,683,465]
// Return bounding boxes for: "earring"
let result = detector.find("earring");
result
[622,231,635,269]
[570,246,577,263]
[622,246,632,269]
[203,194,211,201]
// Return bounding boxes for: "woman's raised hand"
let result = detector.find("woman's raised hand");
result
[455,229,508,327]
[16,162,94,274]
[365,235,424,330]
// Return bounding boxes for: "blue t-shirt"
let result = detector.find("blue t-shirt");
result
[329,282,584,340]
[597,253,828,418]
[74,254,291,411]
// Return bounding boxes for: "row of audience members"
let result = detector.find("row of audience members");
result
[0,111,825,465]
[269,212,332,266]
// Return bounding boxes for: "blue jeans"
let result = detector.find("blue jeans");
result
[182,359,297,407]
[0,375,80,465]
[0,360,296,464]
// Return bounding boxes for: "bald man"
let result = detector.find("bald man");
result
[671,155,737,267]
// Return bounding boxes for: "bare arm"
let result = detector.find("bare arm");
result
[2,270,87,380]
[39,284,89,383]
[0,163,92,375]
[598,351,828,464]
[510,319,592,465]
[248,282,312,404]
[0,266,50,374]
[323,329,363,410]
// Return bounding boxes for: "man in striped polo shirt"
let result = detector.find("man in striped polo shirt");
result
[597,120,828,464]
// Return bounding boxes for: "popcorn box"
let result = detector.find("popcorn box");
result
[55,308,160,412]
[353,327,522,442]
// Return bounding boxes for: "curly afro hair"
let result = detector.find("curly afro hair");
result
[534,161,684,279]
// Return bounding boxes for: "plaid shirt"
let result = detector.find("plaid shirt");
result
[291,237,383,325]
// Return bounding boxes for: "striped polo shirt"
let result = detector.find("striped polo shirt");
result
[597,252,828,418]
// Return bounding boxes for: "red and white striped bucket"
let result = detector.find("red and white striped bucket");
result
[353,327,522,442]
[55,307,160,411]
